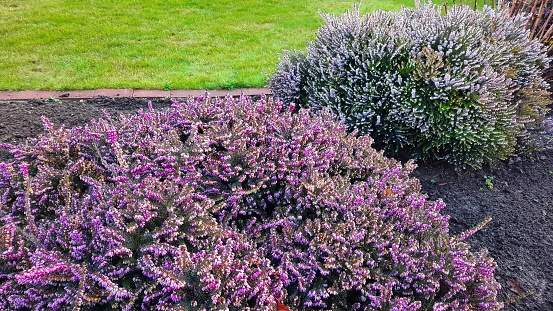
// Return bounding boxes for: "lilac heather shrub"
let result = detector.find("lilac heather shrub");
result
[0,104,283,311]
[0,95,501,310]
[270,1,550,169]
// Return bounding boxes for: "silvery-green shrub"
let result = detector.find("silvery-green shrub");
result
[270,1,550,168]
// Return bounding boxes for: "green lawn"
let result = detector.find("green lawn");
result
[0,0,460,91]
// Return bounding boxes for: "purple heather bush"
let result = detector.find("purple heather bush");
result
[0,95,502,310]
[270,1,550,169]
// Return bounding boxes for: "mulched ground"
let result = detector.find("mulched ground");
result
[0,96,552,310]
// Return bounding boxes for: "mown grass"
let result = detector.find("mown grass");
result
[0,0,466,91]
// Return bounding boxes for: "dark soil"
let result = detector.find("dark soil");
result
[0,97,552,310]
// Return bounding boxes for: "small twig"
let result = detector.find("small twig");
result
[541,12,553,44]
[527,0,541,30]
[92,142,109,169]
[453,217,492,242]
[537,5,553,39]
[529,0,548,40]
[530,0,539,13]
[72,263,88,311]
[504,291,534,307]
[23,173,38,237]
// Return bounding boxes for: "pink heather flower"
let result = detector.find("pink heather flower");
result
[106,129,118,144]
[288,103,296,112]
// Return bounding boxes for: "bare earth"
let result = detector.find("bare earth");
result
[0,97,551,310]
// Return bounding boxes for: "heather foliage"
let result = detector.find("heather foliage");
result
[270,1,550,169]
[1,95,501,310]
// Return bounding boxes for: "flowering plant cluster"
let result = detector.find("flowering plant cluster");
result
[1,95,501,310]
[270,1,550,168]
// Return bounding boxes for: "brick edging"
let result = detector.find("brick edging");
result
[0,88,272,101]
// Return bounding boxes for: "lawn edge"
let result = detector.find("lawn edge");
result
[0,88,271,101]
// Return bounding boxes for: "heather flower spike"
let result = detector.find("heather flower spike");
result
[0,94,501,310]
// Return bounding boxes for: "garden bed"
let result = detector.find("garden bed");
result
[0,96,551,310]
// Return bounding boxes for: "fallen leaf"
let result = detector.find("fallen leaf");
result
[275,298,291,311]
[507,279,522,294]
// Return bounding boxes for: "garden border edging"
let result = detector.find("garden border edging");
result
[0,88,271,101]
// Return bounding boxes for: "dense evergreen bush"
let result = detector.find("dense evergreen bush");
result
[270,2,550,169]
[0,95,501,310]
